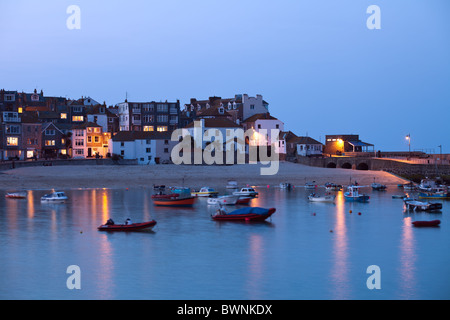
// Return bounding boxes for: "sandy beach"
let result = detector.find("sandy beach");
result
[0,162,407,191]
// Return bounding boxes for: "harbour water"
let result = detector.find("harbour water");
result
[1,185,449,300]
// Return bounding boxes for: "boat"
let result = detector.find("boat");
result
[412,220,441,227]
[392,195,406,199]
[418,178,437,192]
[233,187,258,197]
[418,187,450,199]
[344,185,370,202]
[152,187,196,206]
[279,182,292,190]
[98,220,157,231]
[324,183,342,191]
[305,181,317,189]
[403,198,442,211]
[236,196,252,205]
[211,207,276,222]
[371,182,387,191]
[226,180,238,189]
[191,187,219,197]
[403,182,416,191]
[207,195,239,205]
[41,191,68,203]
[308,193,336,202]
[5,191,27,199]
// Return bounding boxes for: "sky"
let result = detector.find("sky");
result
[1,0,449,153]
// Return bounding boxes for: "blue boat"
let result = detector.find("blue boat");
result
[344,185,370,202]
[211,207,276,221]
[418,188,450,199]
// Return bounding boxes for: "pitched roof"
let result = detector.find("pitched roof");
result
[243,113,278,123]
[290,136,322,145]
[72,122,103,130]
[184,118,241,128]
[112,131,173,141]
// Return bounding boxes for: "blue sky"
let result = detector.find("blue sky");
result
[1,0,449,152]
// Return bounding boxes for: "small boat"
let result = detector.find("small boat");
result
[207,195,238,205]
[344,185,370,202]
[403,198,442,211]
[226,180,238,189]
[5,191,27,199]
[211,207,276,222]
[152,196,196,207]
[233,187,258,197]
[392,195,405,199]
[371,183,387,191]
[191,187,219,197]
[236,196,252,205]
[324,183,342,191]
[279,182,292,190]
[418,178,437,192]
[153,184,166,191]
[308,193,336,202]
[403,182,416,191]
[98,220,157,231]
[412,220,441,227]
[418,187,450,199]
[305,181,317,189]
[41,191,68,203]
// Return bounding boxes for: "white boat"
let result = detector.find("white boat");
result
[402,182,416,191]
[191,187,218,197]
[403,198,442,211]
[344,185,370,202]
[308,193,336,202]
[226,180,238,189]
[324,183,342,191]
[279,182,292,190]
[207,195,239,205]
[233,187,258,197]
[5,191,27,199]
[41,191,68,203]
[305,181,317,189]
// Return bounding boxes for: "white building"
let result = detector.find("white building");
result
[294,137,323,157]
[111,131,176,164]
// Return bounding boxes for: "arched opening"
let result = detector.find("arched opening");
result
[356,162,369,170]
[326,162,337,168]
[341,162,352,169]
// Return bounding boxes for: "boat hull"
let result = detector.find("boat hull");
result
[152,196,196,206]
[344,194,370,202]
[412,220,441,227]
[5,193,27,199]
[207,196,238,205]
[308,195,336,202]
[404,200,442,211]
[98,220,157,231]
[212,207,276,221]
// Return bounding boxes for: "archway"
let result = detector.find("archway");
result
[326,162,337,168]
[356,162,369,170]
[341,162,352,169]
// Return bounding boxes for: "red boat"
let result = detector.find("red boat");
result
[5,192,27,199]
[412,220,441,227]
[152,196,196,207]
[212,207,276,222]
[98,220,157,231]
[236,197,252,205]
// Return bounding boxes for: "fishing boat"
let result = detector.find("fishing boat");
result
[191,187,219,197]
[5,191,27,199]
[324,183,342,191]
[344,185,370,202]
[403,198,442,211]
[152,187,196,206]
[308,193,336,202]
[41,191,68,203]
[305,181,317,189]
[226,180,238,189]
[233,187,258,197]
[418,187,450,199]
[211,207,276,222]
[418,178,437,192]
[98,220,157,231]
[207,195,238,205]
[412,220,441,227]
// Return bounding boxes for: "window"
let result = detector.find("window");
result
[6,137,18,146]
[6,125,20,134]
[94,136,99,143]
[45,129,55,135]
[94,127,101,133]
[276,124,279,129]
[61,138,65,145]
[72,106,82,112]
[143,126,154,132]
[18,107,23,114]
[156,103,168,112]
[257,124,261,129]
[143,103,154,112]
[75,149,84,155]
[164,140,169,145]
[61,113,67,119]
[61,149,67,155]
[120,150,124,156]
[72,116,84,122]
[75,130,84,137]
[157,115,168,123]
[143,115,154,123]
[146,148,151,153]
[157,126,168,132]
[250,104,255,110]
[87,136,92,143]
[45,140,56,146]
[120,142,124,147]
[87,128,92,133]
[164,148,169,153]
[75,139,84,146]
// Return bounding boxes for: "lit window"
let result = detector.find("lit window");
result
[72,116,84,122]
[61,149,67,155]
[7,137,18,146]
[45,140,55,146]
[61,113,67,119]
[18,107,23,114]
[157,126,167,132]
[143,126,154,131]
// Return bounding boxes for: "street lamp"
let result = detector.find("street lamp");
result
[405,134,411,160]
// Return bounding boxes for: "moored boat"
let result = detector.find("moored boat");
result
[403,198,442,211]
[418,187,450,199]
[98,220,157,231]
[191,187,218,197]
[41,191,68,203]
[236,196,252,205]
[371,183,387,191]
[233,187,258,197]
[344,185,370,202]
[226,180,238,189]
[152,196,196,206]
[305,181,317,189]
[324,183,342,191]
[5,191,27,199]
[412,220,441,227]
[211,207,276,222]
[279,182,292,190]
[207,195,238,205]
[308,193,336,202]
[403,182,416,191]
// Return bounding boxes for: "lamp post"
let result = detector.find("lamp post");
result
[406,134,411,160]
[438,145,442,165]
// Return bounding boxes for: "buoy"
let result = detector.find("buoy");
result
[267,185,270,188]
[358,212,361,215]
[80,231,83,234]
[312,213,316,216]
[349,210,352,213]
[330,230,333,233]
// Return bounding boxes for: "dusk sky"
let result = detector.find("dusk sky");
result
[1,0,449,152]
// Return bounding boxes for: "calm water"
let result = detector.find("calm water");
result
[1,184,449,300]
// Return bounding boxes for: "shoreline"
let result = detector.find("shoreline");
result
[0,162,408,191]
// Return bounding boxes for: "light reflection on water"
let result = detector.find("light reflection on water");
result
[0,185,449,299]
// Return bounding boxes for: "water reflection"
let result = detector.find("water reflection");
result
[399,216,417,299]
[331,191,349,299]
[246,234,264,299]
